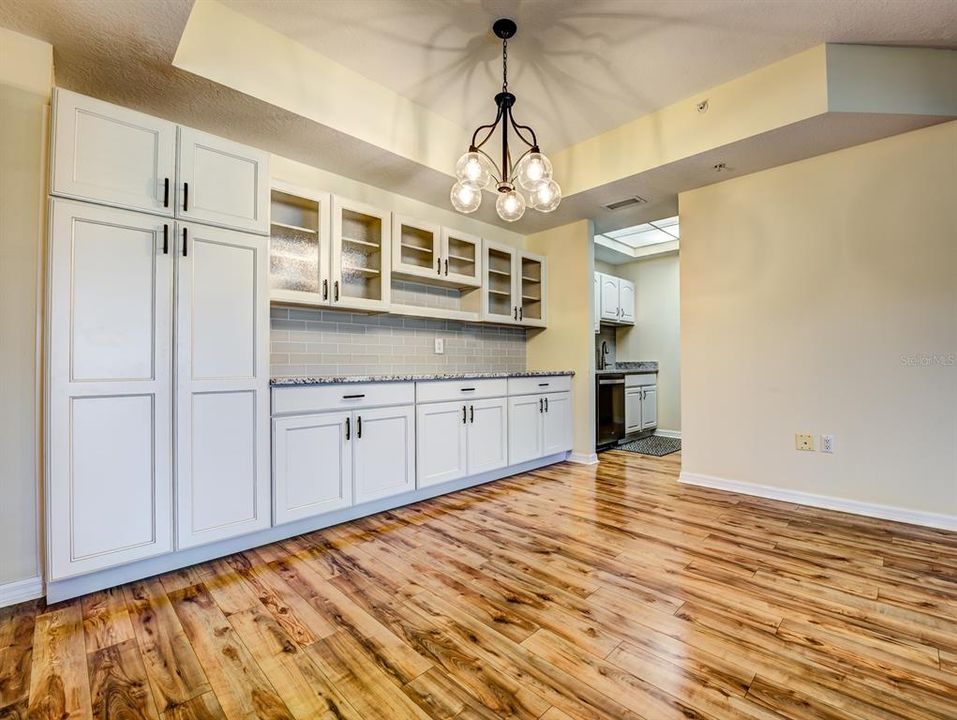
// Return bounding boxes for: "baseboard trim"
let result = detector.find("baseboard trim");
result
[567,452,598,465]
[679,471,957,531]
[46,453,569,603]
[0,576,44,608]
[654,429,681,439]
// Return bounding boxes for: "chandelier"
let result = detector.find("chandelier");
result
[450,18,561,222]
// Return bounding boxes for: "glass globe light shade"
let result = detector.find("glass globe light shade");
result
[454,151,494,189]
[496,186,526,222]
[515,152,553,191]
[530,179,562,212]
[450,181,482,214]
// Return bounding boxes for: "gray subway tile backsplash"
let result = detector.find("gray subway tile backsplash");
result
[270,306,527,377]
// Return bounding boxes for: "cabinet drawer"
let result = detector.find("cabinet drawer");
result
[508,375,572,396]
[416,378,507,404]
[624,373,657,388]
[272,382,414,415]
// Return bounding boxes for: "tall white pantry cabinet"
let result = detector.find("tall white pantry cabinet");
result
[46,89,271,580]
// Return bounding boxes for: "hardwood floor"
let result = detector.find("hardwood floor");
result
[3,449,957,719]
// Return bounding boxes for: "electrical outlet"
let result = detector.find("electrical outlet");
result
[795,433,814,451]
[821,434,835,453]
[434,338,444,354]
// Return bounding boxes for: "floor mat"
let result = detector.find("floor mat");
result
[616,435,681,456]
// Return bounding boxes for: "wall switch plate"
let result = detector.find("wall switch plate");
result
[795,433,814,451]
[821,434,835,453]
[434,338,444,354]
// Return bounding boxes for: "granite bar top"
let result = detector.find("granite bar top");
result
[596,361,658,374]
[271,370,576,386]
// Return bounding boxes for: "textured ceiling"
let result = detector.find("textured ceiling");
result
[0,0,955,234]
[223,0,957,151]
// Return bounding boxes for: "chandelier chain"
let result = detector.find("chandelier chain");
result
[502,38,508,93]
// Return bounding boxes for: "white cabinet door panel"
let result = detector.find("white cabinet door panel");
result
[641,387,658,429]
[417,401,468,488]
[69,395,159,561]
[618,279,636,324]
[467,398,508,475]
[51,89,176,216]
[176,223,270,548]
[354,405,415,503]
[177,127,269,234]
[599,274,620,321]
[625,388,642,434]
[594,272,600,333]
[542,392,573,456]
[273,413,352,524]
[508,395,543,465]
[47,199,173,580]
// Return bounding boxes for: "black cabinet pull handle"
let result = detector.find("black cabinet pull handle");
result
[334,281,340,302]
[469,405,474,423]
[345,417,350,440]
[436,257,441,275]
[322,279,329,300]
[357,415,362,438]
[444,258,448,275]
[182,227,188,257]
[519,307,523,321]
[545,397,549,412]
[513,307,518,320]
[183,182,189,211]
[462,405,467,424]
[342,393,365,399]
[163,178,169,208]
[538,382,549,387]
[460,387,476,392]
[539,398,543,413]
[163,224,169,254]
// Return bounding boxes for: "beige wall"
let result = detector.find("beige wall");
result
[526,220,596,459]
[0,28,53,588]
[615,253,681,433]
[679,120,957,519]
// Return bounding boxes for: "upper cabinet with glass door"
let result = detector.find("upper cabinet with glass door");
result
[517,250,547,327]
[332,197,391,312]
[391,215,482,289]
[269,183,332,307]
[479,241,547,327]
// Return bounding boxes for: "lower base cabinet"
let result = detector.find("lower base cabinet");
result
[624,379,658,435]
[508,391,573,465]
[417,396,508,488]
[272,403,415,524]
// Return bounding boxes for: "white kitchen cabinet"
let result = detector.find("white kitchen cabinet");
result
[417,401,469,487]
[273,412,353,525]
[441,228,482,288]
[175,222,270,549]
[392,214,442,283]
[466,397,509,475]
[353,404,416,503]
[597,272,635,326]
[618,279,636,323]
[641,386,658,429]
[625,388,642,434]
[481,240,547,326]
[508,395,545,465]
[47,199,174,580]
[332,196,392,312]
[51,89,176,216]
[594,272,601,333]
[624,377,658,436]
[176,126,270,235]
[542,392,573,456]
[269,183,333,305]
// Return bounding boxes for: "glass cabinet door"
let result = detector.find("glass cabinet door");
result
[269,187,330,305]
[332,197,391,311]
[392,214,441,282]
[518,251,546,326]
[442,228,482,288]
[484,240,517,322]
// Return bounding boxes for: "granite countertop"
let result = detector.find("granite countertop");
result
[271,370,576,386]
[595,361,658,374]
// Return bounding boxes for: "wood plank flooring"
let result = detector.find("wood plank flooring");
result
[3,450,957,719]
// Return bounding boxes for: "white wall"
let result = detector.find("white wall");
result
[615,253,681,433]
[679,120,957,523]
[0,28,52,596]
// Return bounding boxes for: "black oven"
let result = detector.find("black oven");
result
[596,374,625,450]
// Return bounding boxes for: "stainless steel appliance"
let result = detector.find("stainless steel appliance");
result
[596,373,625,450]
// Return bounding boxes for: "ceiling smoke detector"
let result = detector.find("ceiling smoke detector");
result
[603,196,648,211]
